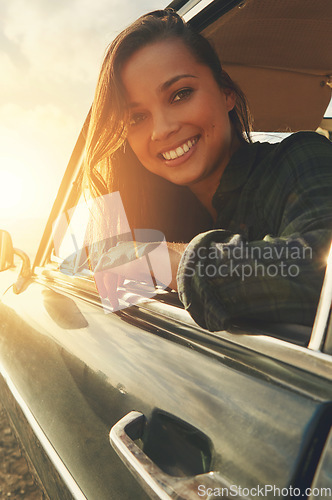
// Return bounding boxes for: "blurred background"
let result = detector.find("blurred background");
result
[0,0,166,260]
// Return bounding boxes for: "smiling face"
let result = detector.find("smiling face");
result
[121,38,236,199]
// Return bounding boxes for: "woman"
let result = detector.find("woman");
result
[85,9,332,332]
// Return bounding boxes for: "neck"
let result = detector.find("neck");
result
[189,133,241,221]
[189,173,220,222]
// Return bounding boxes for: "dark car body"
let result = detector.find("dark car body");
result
[0,1,332,499]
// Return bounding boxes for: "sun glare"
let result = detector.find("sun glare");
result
[0,170,23,210]
[0,157,26,218]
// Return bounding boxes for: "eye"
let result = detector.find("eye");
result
[171,88,194,103]
[129,112,147,127]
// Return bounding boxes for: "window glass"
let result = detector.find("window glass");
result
[51,192,92,276]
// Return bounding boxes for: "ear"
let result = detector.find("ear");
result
[223,88,236,112]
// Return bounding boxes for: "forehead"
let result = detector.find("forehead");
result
[121,39,208,99]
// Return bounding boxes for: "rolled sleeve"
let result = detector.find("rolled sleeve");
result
[177,229,330,331]
[177,230,240,331]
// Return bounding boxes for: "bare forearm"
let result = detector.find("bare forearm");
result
[166,242,188,291]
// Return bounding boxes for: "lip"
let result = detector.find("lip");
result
[157,135,200,167]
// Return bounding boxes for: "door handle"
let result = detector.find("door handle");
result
[110,411,247,500]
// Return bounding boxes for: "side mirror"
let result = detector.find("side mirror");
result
[0,230,14,271]
[0,229,32,293]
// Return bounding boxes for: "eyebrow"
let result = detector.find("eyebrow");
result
[128,74,197,109]
[159,73,197,92]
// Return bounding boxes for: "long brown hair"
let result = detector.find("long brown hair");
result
[84,9,252,241]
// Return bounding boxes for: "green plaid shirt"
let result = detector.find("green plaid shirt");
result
[177,132,332,331]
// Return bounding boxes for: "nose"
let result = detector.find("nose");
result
[151,110,180,142]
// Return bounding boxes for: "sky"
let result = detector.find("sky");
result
[1,0,331,258]
[0,0,166,255]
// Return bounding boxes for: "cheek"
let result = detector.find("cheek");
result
[126,135,135,152]
[193,97,225,133]
[127,122,152,156]
[127,133,144,159]
[127,134,155,173]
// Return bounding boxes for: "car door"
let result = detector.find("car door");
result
[0,125,332,500]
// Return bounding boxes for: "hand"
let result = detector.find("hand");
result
[93,239,181,311]
[93,244,155,311]
[94,270,125,310]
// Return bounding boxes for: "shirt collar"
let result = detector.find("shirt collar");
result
[213,141,259,197]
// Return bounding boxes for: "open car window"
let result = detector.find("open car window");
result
[46,162,332,356]
[46,191,332,382]
[51,192,90,271]
[49,183,176,306]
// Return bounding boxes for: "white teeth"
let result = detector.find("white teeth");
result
[161,137,198,161]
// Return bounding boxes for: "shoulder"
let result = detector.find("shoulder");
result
[272,131,332,167]
[253,132,332,210]
[255,132,332,187]
[245,131,332,178]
